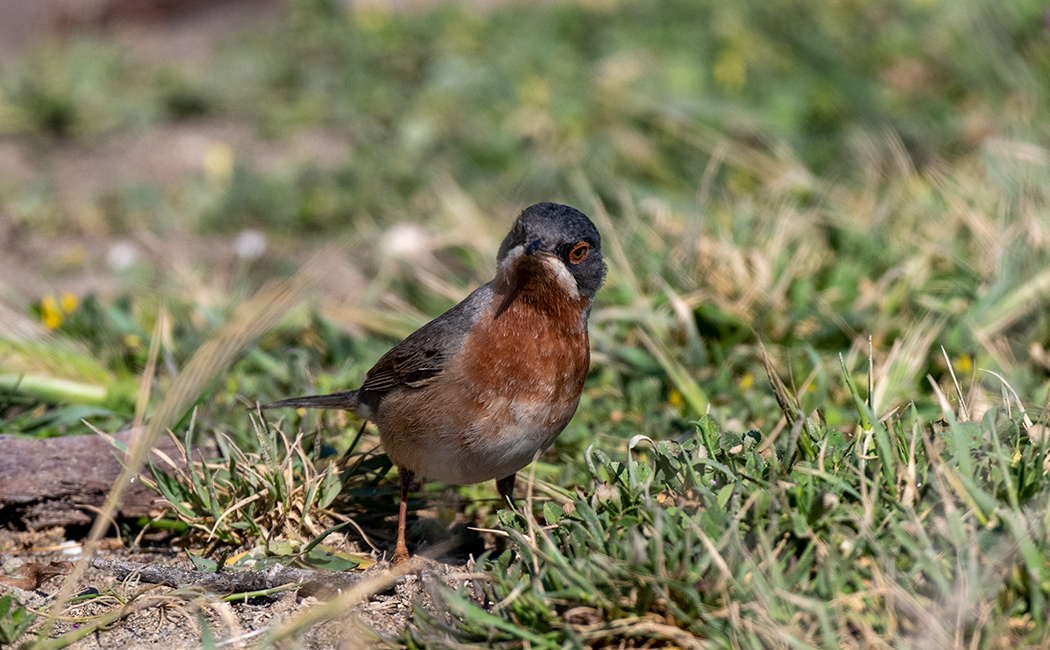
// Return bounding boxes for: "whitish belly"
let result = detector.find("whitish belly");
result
[379,394,579,484]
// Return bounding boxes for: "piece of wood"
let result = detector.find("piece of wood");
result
[0,430,179,530]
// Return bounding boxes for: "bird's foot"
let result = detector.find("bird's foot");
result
[392,542,410,566]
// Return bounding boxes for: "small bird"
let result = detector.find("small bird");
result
[263,202,606,563]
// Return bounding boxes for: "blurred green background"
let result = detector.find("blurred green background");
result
[2,0,1050,480]
[5,1,1050,646]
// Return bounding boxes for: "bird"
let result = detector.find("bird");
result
[262,202,607,564]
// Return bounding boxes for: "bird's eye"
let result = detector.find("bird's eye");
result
[568,242,590,264]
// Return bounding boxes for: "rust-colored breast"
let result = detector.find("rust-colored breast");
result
[461,271,590,414]
[374,263,593,484]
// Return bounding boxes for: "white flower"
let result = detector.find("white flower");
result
[235,229,267,259]
[106,242,139,271]
[381,223,429,257]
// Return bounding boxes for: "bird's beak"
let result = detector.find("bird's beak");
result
[496,238,579,298]
[497,239,555,277]
[524,239,556,258]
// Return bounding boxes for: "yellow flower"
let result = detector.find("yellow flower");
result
[669,389,683,406]
[953,355,972,374]
[738,372,754,391]
[40,295,62,329]
[203,142,234,183]
[61,292,78,313]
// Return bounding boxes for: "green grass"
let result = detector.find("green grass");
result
[406,376,1050,648]
[2,0,1050,647]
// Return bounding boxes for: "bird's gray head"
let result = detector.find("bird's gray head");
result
[496,202,607,298]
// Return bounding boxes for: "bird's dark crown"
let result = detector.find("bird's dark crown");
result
[496,202,607,298]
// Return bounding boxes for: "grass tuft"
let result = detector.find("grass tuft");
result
[409,372,1050,648]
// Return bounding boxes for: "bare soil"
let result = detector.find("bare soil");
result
[2,527,474,648]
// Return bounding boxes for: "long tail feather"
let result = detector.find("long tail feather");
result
[261,390,361,412]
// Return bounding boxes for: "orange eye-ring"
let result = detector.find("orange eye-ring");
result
[568,242,590,264]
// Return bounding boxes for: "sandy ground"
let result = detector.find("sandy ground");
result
[2,527,478,648]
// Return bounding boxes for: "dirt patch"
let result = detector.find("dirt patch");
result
[21,121,350,213]
[0,0,279,61]
[1,531,475,648]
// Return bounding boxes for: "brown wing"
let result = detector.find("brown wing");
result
[358,283,494,399]
[361,343,447,392]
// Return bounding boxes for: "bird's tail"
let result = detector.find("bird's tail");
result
[261,390,362,415]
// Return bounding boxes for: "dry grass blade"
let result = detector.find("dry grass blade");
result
[637,328,709,416]
[572,615,711,649]
[871,315,944,414]
[33,247,345,645]
[132,310,167,432]
[257,561,417,648]
[979,368,1035,429]
[761,343,801,426]
[940,345,969,422]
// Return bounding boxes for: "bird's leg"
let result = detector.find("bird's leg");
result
[496,473,517,507]
[393,467,414,565]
